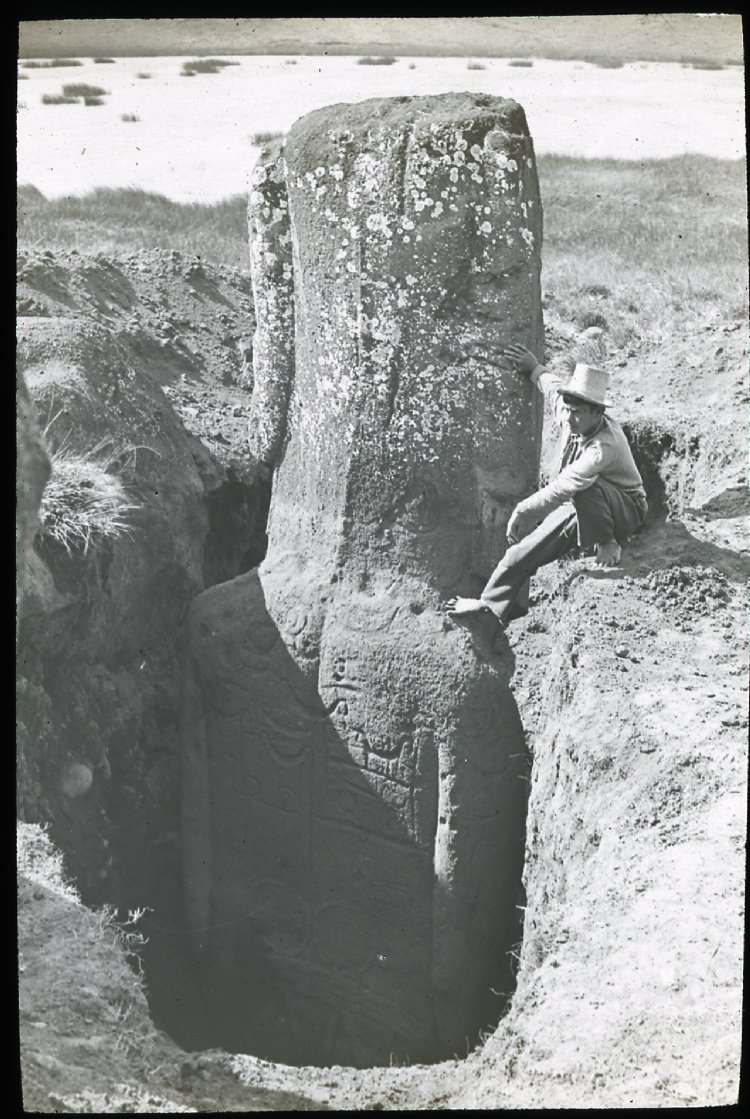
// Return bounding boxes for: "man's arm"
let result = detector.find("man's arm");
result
[506,443,602,541]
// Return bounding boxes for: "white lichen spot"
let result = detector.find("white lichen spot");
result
[403,235,411,243]
[366,212,392,237]
[470,144,483,161]
[449,167,460,183]
[314,166,326,178]
[331,164,344,180]
[480,221,492,234]
[405,274,418,286]
[507,159,518,172]
[453,151,466,166]
[432,201,444,218]
[250,190,264,206]
[402,217,415,230]
[521,228,535,246]
[251,165,267,186]
[346,260,357,272]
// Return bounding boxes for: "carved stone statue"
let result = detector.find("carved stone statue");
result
[182,92,543,1066]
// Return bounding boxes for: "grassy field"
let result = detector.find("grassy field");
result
[17,154,748,352]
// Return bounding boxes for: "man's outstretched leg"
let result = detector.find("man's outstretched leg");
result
[446,504,578,626]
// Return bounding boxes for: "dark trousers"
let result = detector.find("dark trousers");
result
[480,481,648,624]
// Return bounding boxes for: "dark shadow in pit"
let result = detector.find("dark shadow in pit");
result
[138,569,528,1070]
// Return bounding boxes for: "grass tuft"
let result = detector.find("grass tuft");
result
[251,130,284,145]
[508,58,534,67]
[38,437,139,556]
[62,83,108,98]
[93,57,115,64]
[136,71,151,79]
[121,113,139,122]
[42,94,78,105]
[590,57,625,69]
[467,62,486,70]
[22,59,82,68]
[357,55,397,66]
[181,58,239,75]
[17,821,80,905]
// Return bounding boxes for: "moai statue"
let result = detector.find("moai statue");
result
[182,92,543,1067]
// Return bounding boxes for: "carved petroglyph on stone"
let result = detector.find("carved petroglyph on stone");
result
[183,93,541,1066]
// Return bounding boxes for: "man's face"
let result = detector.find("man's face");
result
[561,394,602,437]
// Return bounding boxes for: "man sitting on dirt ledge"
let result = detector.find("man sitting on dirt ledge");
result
[446,342,647,634]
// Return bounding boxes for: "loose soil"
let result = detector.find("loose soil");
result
[17,246,747,1110]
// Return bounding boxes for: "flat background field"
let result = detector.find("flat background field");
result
[17,54,745,202]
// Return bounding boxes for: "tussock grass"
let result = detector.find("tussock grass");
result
[42,94,78,105]
[251,130,284,145]
[62,83,108,98]
[121,113,139,123]
[590,57,625,68]
[357,56,396,66]
[93,57,115,64]
[136,71,151,79]
[508,59,533,67]
[17,821,80,905]
[38,436,139,556]
[181,58,238,75]
[22,59,82,68]
[467,62,486,70]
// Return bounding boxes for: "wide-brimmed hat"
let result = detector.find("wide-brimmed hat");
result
[557,363,611,409]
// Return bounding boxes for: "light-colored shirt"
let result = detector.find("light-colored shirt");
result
[520,364,646,519]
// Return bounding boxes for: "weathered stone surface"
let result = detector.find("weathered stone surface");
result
[183,93,542,1066]
[16,369,50,617]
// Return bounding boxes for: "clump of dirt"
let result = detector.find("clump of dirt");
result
[16,247,257,470]
[643,564,732,619]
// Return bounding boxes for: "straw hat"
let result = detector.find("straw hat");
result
[557,363,612,409]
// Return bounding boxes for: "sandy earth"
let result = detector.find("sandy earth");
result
[17,246,747,1110]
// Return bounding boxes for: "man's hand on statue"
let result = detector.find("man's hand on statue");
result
[500,343,539,377]
[507,504,538,543]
